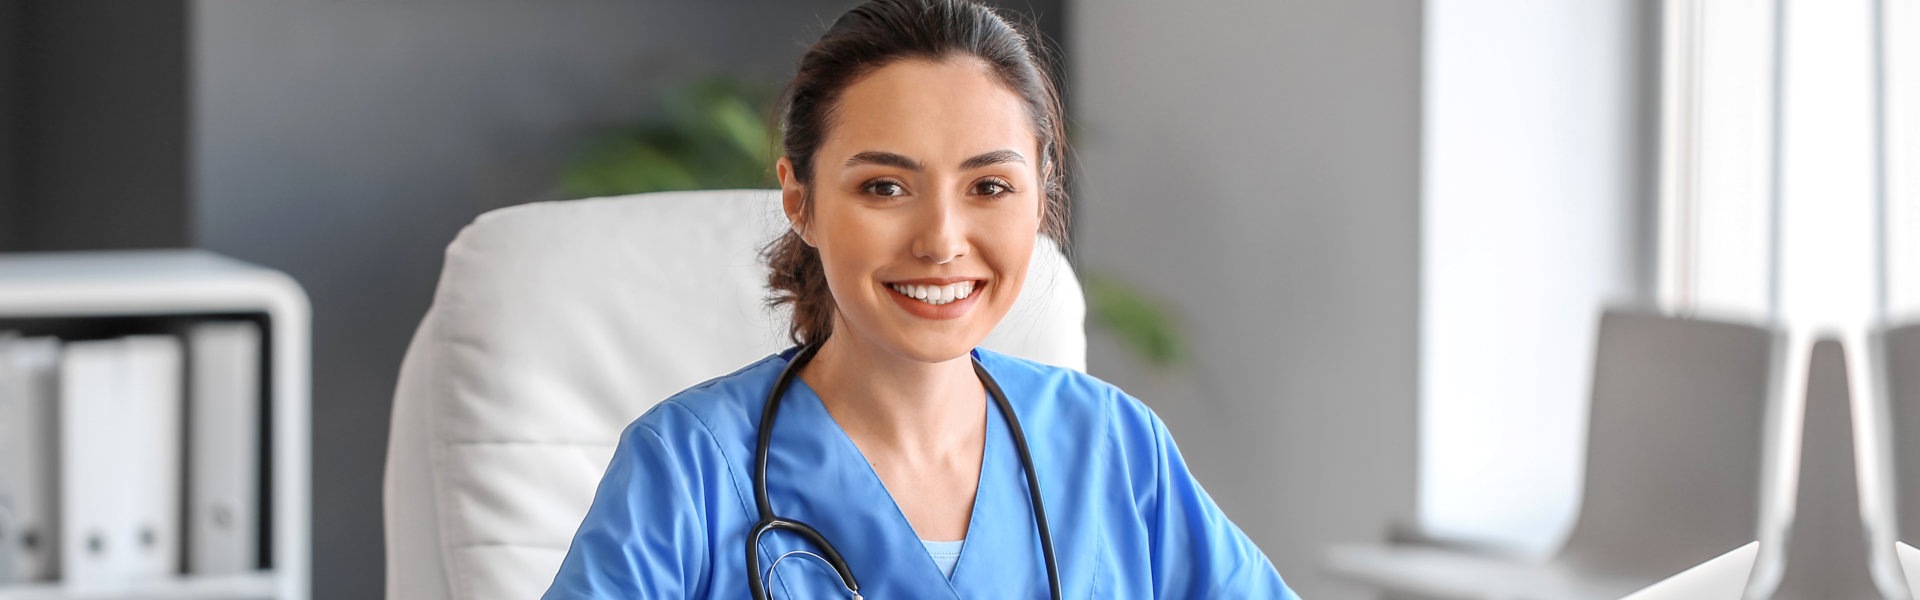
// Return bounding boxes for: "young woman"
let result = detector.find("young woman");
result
[543,1,1297,597]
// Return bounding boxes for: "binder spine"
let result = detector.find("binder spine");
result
[189,322,261,575]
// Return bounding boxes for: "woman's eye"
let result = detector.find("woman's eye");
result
[864,180,907,197]
[973,179,1013,196]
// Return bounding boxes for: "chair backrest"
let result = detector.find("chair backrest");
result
[1556,311,1772,579]
[1889,322,1920,544]
[382,190,1086,600]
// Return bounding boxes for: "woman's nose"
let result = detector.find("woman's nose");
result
[912,196,969,265]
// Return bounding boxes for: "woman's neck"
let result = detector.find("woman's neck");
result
[800,330,985,462]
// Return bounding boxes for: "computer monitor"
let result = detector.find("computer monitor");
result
[1898,542,1920,598]
[1619,542,1759,600]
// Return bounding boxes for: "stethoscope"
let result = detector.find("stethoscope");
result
[747,344,1063,600]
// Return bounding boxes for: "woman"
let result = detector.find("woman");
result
[543,1,1297,597]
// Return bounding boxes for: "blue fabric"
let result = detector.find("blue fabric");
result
[922,539,964,579]
[542,348,1299,599]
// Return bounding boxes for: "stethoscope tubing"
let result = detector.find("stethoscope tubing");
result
[746,344,1062,600]
[974,355,1063,600]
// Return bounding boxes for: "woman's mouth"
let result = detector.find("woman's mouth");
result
[887,280,976,306]
[882,278,984,320]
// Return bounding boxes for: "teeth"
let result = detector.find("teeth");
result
[890,281,977,306]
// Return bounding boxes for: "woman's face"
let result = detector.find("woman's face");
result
[778,57,1044,363]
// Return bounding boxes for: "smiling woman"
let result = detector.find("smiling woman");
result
[780,57,1044,364]
[540,1,1298,598]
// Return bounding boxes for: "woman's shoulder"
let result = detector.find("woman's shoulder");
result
[972,348,1165,436]
[620,351,788,448]
[972,347,1115,396]
[973,349,1178,502]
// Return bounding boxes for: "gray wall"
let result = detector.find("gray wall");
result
[3,0,1060,593]
[0,0,20,251]
[18,0,191,251]
[188,3,841,597]
[0,0,195,249]
[1069,1,1422,598]
[186,1,1057,596]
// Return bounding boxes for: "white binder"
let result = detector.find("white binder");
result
[1,334,62,583]
[61,336,183,584]
[188,321,261,575]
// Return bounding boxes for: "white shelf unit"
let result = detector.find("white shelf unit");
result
[0,250,309,600]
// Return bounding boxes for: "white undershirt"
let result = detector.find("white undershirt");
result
[921,539,964,579]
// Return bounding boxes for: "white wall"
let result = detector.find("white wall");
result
[1419,0,1649,555]
[1071,2,1421,598]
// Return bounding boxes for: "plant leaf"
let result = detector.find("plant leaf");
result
[1084,272,1187,369]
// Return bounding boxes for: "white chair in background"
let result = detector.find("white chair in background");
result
[1889,322,1920,597]
[1325,311,1774,600]
[381,190,1087,600]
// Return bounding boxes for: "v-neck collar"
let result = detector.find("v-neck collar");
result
[758,353,1039,598]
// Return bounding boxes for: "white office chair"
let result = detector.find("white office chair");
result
[1325,311,1774,600]
[381,189,1087,600]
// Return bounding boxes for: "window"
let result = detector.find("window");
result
[1657,0,1776,321]
[1887,0,1920,321]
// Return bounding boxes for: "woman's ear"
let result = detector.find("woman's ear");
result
[776,157,814,246]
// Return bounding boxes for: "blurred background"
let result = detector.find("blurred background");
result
[2,0,1918,599]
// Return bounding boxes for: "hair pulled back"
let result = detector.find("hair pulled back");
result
[766,0,1070,348]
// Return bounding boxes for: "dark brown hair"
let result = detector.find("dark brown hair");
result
[765,0,1071,348]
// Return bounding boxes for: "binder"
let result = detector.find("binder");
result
[1,332,18,584]
[0,334,61,583]
[60,337,119,583]
[2,332,17,584]
[187,321,260,575]
[61,336,183,584]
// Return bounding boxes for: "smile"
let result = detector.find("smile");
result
[888,281,976,306]
[882,278,986,320]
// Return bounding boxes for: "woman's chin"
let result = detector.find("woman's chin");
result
[877,330,988,364]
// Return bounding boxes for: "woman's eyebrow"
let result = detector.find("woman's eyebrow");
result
[842,149,1027,171]
[844,151,921,170]
[960,149,1027,170]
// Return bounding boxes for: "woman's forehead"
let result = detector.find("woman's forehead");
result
[819,58,1041,167]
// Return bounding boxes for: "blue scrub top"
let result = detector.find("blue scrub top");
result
[543,348,1299,599]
